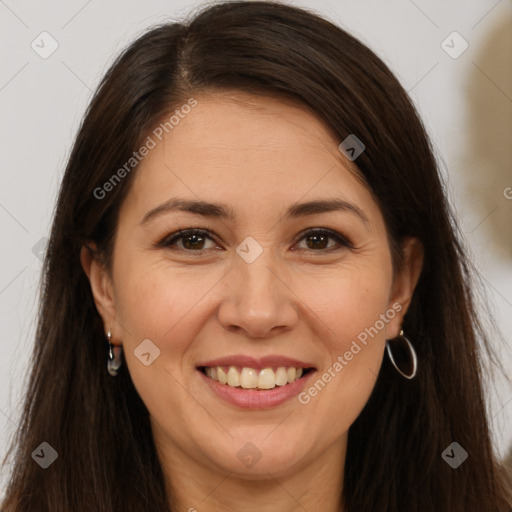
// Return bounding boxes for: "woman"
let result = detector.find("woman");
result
[1,1,511,510]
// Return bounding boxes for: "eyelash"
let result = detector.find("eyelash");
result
[158,227,354,254]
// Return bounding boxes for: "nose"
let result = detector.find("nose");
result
[217,249,299,339]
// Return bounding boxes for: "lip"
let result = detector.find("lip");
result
[197,367,317,410]
[197,355,315,372]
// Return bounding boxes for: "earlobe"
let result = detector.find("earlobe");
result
[80,244,118,335]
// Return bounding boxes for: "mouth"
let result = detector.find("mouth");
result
[195,355,317,409]
[197,365,315,390]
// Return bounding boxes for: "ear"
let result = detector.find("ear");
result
[386,236,424,338]
[80,243,121,345]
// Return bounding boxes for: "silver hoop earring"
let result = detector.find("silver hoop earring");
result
[106,330,122,377]
[386,329,417,380]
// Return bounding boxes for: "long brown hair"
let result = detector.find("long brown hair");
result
[2,1,511,510]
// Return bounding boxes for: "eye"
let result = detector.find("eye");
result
[293,228,353,252]
[159,227,353,254]
[161,228,218,252]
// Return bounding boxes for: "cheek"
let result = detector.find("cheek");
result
[296,257,391,396]
[298,258,393,349]
[114,268,194,349]
[111,256,226,388]
[112,264,201,422]
[294,270,390,445]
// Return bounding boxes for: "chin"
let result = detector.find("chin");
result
[202,432,309,478]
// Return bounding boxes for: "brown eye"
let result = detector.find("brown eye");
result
[162,229,217,251]
[160,227,352,254]
[294,229,352,252]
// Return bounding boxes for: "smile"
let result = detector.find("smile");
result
[198,365,314,390]
[196,356,317,409]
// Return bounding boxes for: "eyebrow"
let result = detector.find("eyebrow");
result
[140,197,370,230]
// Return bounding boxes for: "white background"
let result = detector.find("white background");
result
[1,0,511,494]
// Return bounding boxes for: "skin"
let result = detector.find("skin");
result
[81,90,423,512]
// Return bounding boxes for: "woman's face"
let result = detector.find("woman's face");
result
[84,91,422,481]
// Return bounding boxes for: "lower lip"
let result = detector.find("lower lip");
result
[197,369,315,409]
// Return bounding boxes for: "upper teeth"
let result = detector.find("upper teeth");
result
[204,366,304,389]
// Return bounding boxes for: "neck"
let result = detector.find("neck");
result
[158,435,347,512]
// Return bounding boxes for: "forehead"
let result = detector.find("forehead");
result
[122,91,381,227]
[158,91,349,168]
